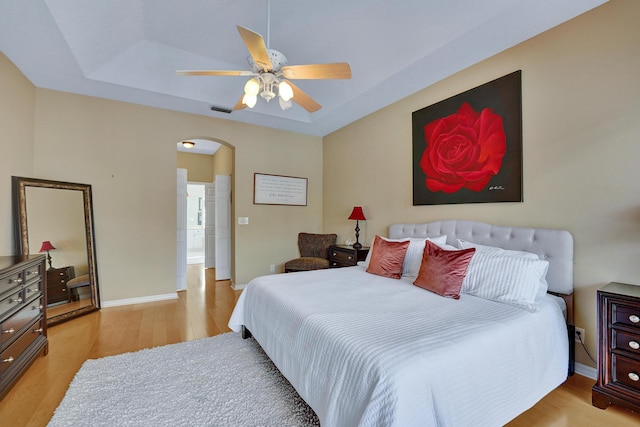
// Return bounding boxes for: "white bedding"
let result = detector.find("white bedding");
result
[228,266,568,427]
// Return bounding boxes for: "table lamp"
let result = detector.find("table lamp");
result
[39,240,56,269]
[347,207,366,250]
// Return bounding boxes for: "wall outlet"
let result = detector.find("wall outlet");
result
[575,327,585,342]
[270,264,275,273]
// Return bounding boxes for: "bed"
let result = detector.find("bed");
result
[228,220,574,426]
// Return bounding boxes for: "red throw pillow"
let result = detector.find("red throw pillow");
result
[366,235,410,279]
[413,241,475,299]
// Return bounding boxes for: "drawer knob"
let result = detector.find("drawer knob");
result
[1,356,14,364]
[332,252,337,256]
[9,297,23,304]
[630,315,640,324]
[9,278,23,284]
[32,328,44,333]
[628,372,640,382]
[630,341,640,350]
[348,255,353,260]
[2,328,15,334]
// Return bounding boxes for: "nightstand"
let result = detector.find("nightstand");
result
[329,245,369,268]
[46,266,75,304]
[592,282,640,412]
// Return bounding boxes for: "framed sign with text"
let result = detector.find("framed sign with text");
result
[254,173,308,206]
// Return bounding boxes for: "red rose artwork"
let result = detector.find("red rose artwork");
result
[412,71,522,205]
[419,102,507,194]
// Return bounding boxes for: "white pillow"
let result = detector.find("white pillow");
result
[362,235,448,281]
[457,239,538,258]
[457,239,549,299]
[461,251,550,311]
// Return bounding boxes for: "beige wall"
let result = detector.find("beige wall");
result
[177,152,214,183]
[323,0,640,369]
[1,64,323,300]
[25,187,88,274]
[0,53,35,255]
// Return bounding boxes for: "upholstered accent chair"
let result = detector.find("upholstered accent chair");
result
[284,233,337,273]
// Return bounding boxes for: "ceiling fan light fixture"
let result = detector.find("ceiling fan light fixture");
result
[279,97,292,110]
[182,141,195,149]
[278,81,293,101]
[243,78,260,96]
[242,93,258,108]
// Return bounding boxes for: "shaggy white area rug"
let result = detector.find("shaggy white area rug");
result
[48,333,319,426]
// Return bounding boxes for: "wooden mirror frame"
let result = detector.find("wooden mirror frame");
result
[12,176,100,325]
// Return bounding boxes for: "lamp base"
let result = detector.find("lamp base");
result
[353,242,362,250]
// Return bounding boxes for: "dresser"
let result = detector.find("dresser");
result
[592,282,640,412]
[46,266,75,304]
[0,255,48,399]
[329,245,369,268]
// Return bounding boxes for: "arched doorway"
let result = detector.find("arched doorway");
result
[176,137,235,290]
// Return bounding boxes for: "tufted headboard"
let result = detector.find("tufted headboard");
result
[389,220,574,295]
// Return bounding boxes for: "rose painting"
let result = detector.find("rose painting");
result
[412,71,522,205]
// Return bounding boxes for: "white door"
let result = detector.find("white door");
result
[176,169,187,291]
[215,175,231,280]
[204,183,216,269]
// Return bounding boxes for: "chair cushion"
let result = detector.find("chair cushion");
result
[284,257,330,271]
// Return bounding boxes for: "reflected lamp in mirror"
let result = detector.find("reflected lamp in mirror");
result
[39,240,56,269]
[347,206,367,250]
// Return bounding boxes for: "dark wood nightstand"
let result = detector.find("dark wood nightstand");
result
[592,282,640,412]
[329,245,369,268]
[46,266,75,304]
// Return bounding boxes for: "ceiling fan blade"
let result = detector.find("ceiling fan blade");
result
[233,96,248,110]
[281,63,352,80]
[176,70,255,76]
[237,26,272,71]
[287,80,321,113]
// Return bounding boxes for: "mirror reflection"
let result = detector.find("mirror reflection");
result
[13,177,100,325]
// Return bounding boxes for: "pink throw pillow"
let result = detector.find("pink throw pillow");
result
[366,235,410,279]
[413,241,475,299]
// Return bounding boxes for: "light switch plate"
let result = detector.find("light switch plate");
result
[238,217,249,225]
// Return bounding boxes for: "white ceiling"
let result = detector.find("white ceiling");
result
[0,0,606,137]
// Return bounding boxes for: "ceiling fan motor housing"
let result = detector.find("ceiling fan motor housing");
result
[248,49,288,72]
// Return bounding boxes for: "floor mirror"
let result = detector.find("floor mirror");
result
[12,176,100,326]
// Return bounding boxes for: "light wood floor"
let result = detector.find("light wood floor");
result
[1,265,639,426]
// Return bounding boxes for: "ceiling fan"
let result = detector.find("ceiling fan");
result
[176,17,351,113]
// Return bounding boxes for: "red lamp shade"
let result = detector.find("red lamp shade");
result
[348,206,366,221]
[39,241,56,252]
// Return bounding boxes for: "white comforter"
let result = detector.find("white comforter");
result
[228,266,568,427]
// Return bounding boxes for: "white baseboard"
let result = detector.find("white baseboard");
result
[231,283,247,291]
[575,362,597,379]
[102,293,178,308]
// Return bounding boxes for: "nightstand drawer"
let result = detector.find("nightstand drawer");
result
[331,249,355,264]
[329,245,369,268]
[613,329,640,356]
[612,353,640,391]
[612,302,640,329]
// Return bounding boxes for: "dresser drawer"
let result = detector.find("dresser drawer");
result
[0,270,22,297]
[613,329,640,357]
[612,353,640,391]
[0,288,25,318]
[23,263,43,286]
[612,302,640,329]
[0,319,43,374]
[24,279,42,299]
[0,296,44,347]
